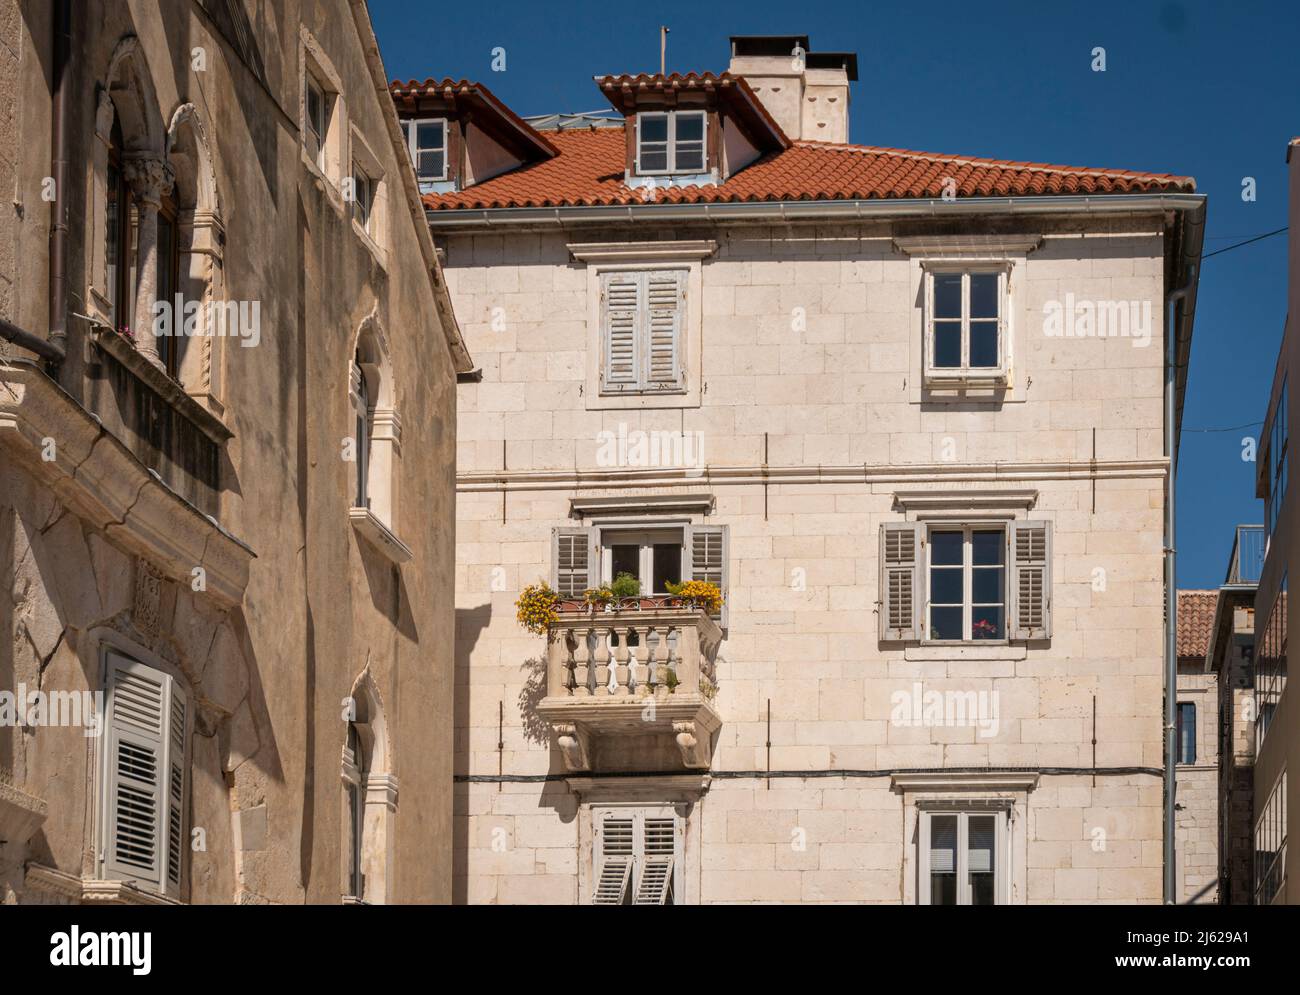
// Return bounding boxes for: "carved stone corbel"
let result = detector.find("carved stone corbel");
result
[673,720,710,769]
[553,722,591,771]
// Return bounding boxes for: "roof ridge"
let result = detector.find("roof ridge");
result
[791,139,1191,183]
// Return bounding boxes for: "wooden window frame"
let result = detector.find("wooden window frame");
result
[635,110,708,176]
[923,265,1010,386]
[925,524,1008,644]
[917,807,1010,906]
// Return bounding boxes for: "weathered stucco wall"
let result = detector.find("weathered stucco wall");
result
[1,0,458,904]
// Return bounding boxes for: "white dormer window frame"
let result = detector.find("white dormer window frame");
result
[636,110,707,176]
[400,117,449,184]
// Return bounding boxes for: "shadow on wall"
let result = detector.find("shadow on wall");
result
[452,604,492,903]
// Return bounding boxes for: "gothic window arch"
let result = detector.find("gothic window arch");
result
[341,670,396,904]
[349,311,400,529]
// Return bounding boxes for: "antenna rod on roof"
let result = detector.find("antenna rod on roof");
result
[660,25,669,75]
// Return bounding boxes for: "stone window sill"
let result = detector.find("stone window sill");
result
[349,506,412,563]
[906,644,1027,662]
[89,327,232,444]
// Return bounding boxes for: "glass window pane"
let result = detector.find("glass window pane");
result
[611,544,639,586]
[931,567,963,605]
[675,113,705,142]
[653,543,682,593]
[931,530,963,565]
[934,323,961,367]
[972,566,1004,605]
[930,815,957,905]
[971,603,1004,640]
[674,145,705,172]
[972,530,1004,565]
[640,147,668,172]
[640,115,668,143]
[417,150,444,180]
[968,815,996,905]
[934,274,961,319]
[415,120,444,151]
[970,273,999,318]
[930,606,963,641]
[970,321,999,368]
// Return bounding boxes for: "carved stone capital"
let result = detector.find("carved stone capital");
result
[122,153,174,205]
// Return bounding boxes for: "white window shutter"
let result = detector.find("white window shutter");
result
[684,523,728,628]
[592,813,634,904]
[552,527,597,598]
[164,679,189,897]
[601,272,640,391]
[645,271,685,389]
[102,652,169,893]
[1009,520,1052,640]
[633,815,678,904]
[879,523,922,641]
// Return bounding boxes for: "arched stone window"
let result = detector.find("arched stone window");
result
[350,311,400,528]
[90,38,225,406]
[341,670,396,904]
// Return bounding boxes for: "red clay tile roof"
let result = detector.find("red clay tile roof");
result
[421,126,1196,212]
[389,78,559,158]
[1177,590,1218,662]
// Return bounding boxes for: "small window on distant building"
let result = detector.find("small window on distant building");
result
[351,163,375,233]
[636,110,707,175]
[400,118,448,187]
[306,73,329,171]
[1176,702,1197,764]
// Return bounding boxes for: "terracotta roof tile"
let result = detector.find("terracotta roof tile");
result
[422,126,1196,212]
[1177,590,1218,663]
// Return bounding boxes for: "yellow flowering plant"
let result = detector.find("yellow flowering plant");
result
[515,582,560,636]
[665,580,724,616]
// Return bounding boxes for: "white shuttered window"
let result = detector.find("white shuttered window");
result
[101,650,190,898]
[592,807,683,905]
[600,271,686,394]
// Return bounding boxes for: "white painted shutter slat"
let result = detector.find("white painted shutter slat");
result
[165,681,189,894]
[1010,521,1052,640]
[552,527,596,598]
[103,654,167,892]
[685,524,728,627]
[593,813,635,904]
[634,855,675,904]
[879,523,922,641]
[602,273,641,390]
[645,271,684,388]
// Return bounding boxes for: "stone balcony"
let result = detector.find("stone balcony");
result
[537,601,722,772]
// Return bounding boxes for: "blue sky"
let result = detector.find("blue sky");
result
[372,0,1296,587]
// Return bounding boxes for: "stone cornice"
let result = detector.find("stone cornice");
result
[894,233,1043,257]
[891,771,1041,793]
[0,361,254,608]
[458,458,1169,493]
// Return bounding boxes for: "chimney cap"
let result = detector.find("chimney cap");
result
[729,35,811,58]
[805,51,858,80]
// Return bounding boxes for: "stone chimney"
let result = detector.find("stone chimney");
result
[728,35,857,143]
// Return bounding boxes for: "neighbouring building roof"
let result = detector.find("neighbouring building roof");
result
[1178,590,1219,664]
[420,123,1196,212]
[389,77,560,159]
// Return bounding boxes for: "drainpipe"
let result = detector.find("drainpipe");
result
[1163,266,1196,904]
[47,0,71,354]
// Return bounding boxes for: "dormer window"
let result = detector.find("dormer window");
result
[400,117,448,187]
[636,110,706,175]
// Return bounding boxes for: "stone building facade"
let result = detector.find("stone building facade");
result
[413,37,1207,903]
[0,0,468,904]
[1174,590,1219,903]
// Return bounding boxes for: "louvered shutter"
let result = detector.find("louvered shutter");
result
[552,527,597,598]
[879,523,922,641]
[645,271,685,389]
[164,680,189,896]
[1009,520,1052,640]
[685,524,728,628]
[601,272,640,391]
[592,813,634,905]
[634,815,678,905]
[103,653,167,892]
